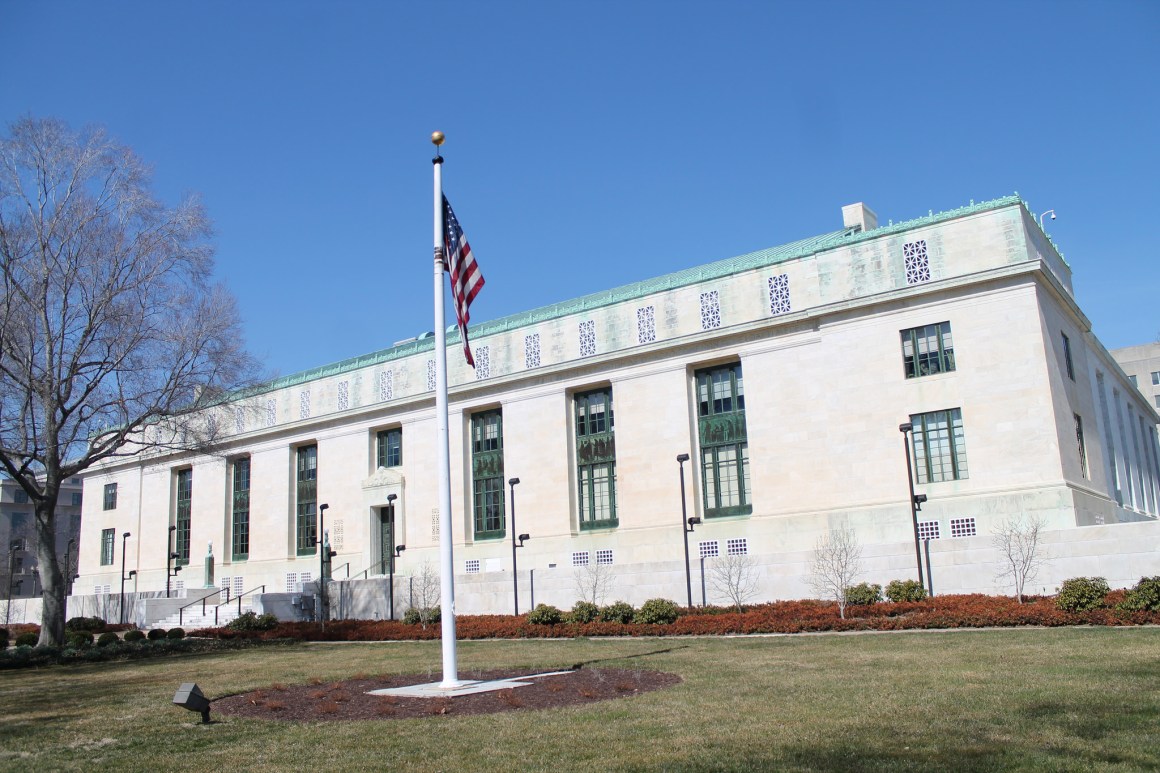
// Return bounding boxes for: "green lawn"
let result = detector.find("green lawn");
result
[2,628,1158,772]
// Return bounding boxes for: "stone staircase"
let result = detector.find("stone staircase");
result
[153,599,253,630]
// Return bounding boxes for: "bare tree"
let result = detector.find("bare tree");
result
[993,514,1048,603]
[0,117,258,645]
[409,560,440,628]
[709,553,760,612]
[573,561,614,606]
[809,528,863,619]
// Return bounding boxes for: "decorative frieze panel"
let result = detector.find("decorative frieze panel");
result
[637,305,656,344]
[378,370,393,402]
[904,240,931,285]
[475,346,490,380]
[579,320,596,358]
[525,333,540,369]
[337,380,349,412]
[700,290,721,330]
[768,273,791,316]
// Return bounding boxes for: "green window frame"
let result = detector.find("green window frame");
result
[1062,333,1075,381]
[576,388,617,529]
[901,321,955,379]
[1074,414,1088,479]
[103,482,117,510]
[909,408,969,484]
[175,469,192,566]
[296,445,318,555]
[232,458,250,561]
[471,410,505,540]
[695,363,752,517]
[99,528,115,566]
[376,428,402,468]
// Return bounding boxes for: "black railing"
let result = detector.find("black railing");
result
[214,584,266,626]
[178,588,223,626]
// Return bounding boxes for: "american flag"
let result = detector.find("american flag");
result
[442,195,485,367]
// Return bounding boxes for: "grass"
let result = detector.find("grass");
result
[1,628,1158,772]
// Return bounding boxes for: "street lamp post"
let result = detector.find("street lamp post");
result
[64,538,77,595]
[390,544,405,620]
[385,493,397,618]
[166,525,177,598]
[509,478,528,615]
[5,540,20,629]
[119,532,131,625]
[677,454,701,608]
[898,423,927,588]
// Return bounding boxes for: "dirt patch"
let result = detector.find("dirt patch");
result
[213,668,680,721]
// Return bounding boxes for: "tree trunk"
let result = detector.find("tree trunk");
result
[35,498,66,646]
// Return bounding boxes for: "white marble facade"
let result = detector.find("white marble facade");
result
[77,197,1160,613]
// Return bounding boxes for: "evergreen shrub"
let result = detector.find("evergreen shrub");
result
[844,583,884,606]
[634,598,680,625]
[67,631,94,648]
[147,628,167,640]
[568,601,600,624]
[97,632,120,647]
[885,579,927,603]
[1056,577,1110,612]
[65,616,106,633]
[166,627,185,640]
[599,601,636,624]
[227,611,278,631]
[123,630,146,643]
[15,632,38,647]
[1118,576,1160,612]
[526,604,564,625]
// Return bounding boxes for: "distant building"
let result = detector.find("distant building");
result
[1112,342,1160,421]
[1,476,84,599]
[76,195,1160,620]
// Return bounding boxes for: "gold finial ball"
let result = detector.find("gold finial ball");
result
[431,131,445,146]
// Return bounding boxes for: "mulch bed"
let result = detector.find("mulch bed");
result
[213,668,681,722]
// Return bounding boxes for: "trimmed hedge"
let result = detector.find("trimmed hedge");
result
[1056,577,1110,612]
[885,579,927,603]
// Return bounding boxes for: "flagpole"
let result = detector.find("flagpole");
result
[431,131,460,688]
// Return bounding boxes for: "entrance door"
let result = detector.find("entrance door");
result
[378,505,395,576]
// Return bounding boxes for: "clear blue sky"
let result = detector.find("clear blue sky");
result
[3,0,1157,378]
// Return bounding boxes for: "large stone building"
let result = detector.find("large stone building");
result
[2,476,84,600]
[1113,342,1160,424]
[75,195,1160,622]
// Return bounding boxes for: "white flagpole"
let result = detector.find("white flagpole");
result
[431,131,460,688]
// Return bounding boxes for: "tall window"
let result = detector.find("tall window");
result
[1074,414,1088,479]
[1152,371,1160,386]
[576,388,617,529]
[175,469,192,566]
[13,489,28,504]
[909,409,969,483]
[232,458,250,561]
[696,363,751,517]
[103,483,117,510]
[471,410,505,539]
[296,445,318,555]
[100,528,114,566]
[376,428,402,468]
[1061,333,1075,381]
[901,322,955,378]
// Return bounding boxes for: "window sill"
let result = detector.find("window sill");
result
[473,530,506,541]
[705,505,752,519]
[580,519,619,532]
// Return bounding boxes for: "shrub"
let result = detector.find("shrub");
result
[844,583,883,606]
[123,630,146,643]
[634,598,680,625]
[402,606,441,626]
[599,601,636,624]
[65,616,106,633]
[97,632,120,647]
[67,631,94,648]
[1056,577,1110,612]
[147,628,167,640]
[167,627,186,640]
[885,579,927,603]
[228,611,279,631]
[15,632,38,647]
[0,628,8,648]
[568,601,600,624]
[526,604,564,625]
[1118,576,1160,612]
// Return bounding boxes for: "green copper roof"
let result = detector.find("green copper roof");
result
[260,194,1033,393]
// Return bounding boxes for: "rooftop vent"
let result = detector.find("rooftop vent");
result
[842,202,878,234]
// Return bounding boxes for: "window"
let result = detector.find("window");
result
[700,290,721,330]
[465,559,481,574]
[100,528,114,566]
[471,411,505,539]
[575,388,617,529]
[950,517,977,538]
[1061,333,1075,380]
[175,469,192,566]
[901,322,955,378]
[13,489,28,504]
[917,521,940,540]
[1155,395,1160,409]
[475,345,490,379]
[909,409,968,483]
[285,572,298,593]
[903,240,931,284]
[699,540,719,559]
[525,333,541,369]
[296,446,318,555]
[71,492,83,507]
[377,428,402,468]
[768,274,791,316]
[1129,375,1138,387]
[726,537,748,556]
[1074,414,1088,479]
[595,548,614,565]
[579,320,596,357]
[696,363,751,517]
[232,458,250,561]
[637,306,656,344]
[571,551,589,567]
[103,483,117,510]
[1152,371,1160,386]
[337,380,349,411]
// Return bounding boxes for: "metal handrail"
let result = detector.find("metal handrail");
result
[335,562,350,579]
[347,558,390,581]
[214,584,266,626]
[177,588,223,626]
